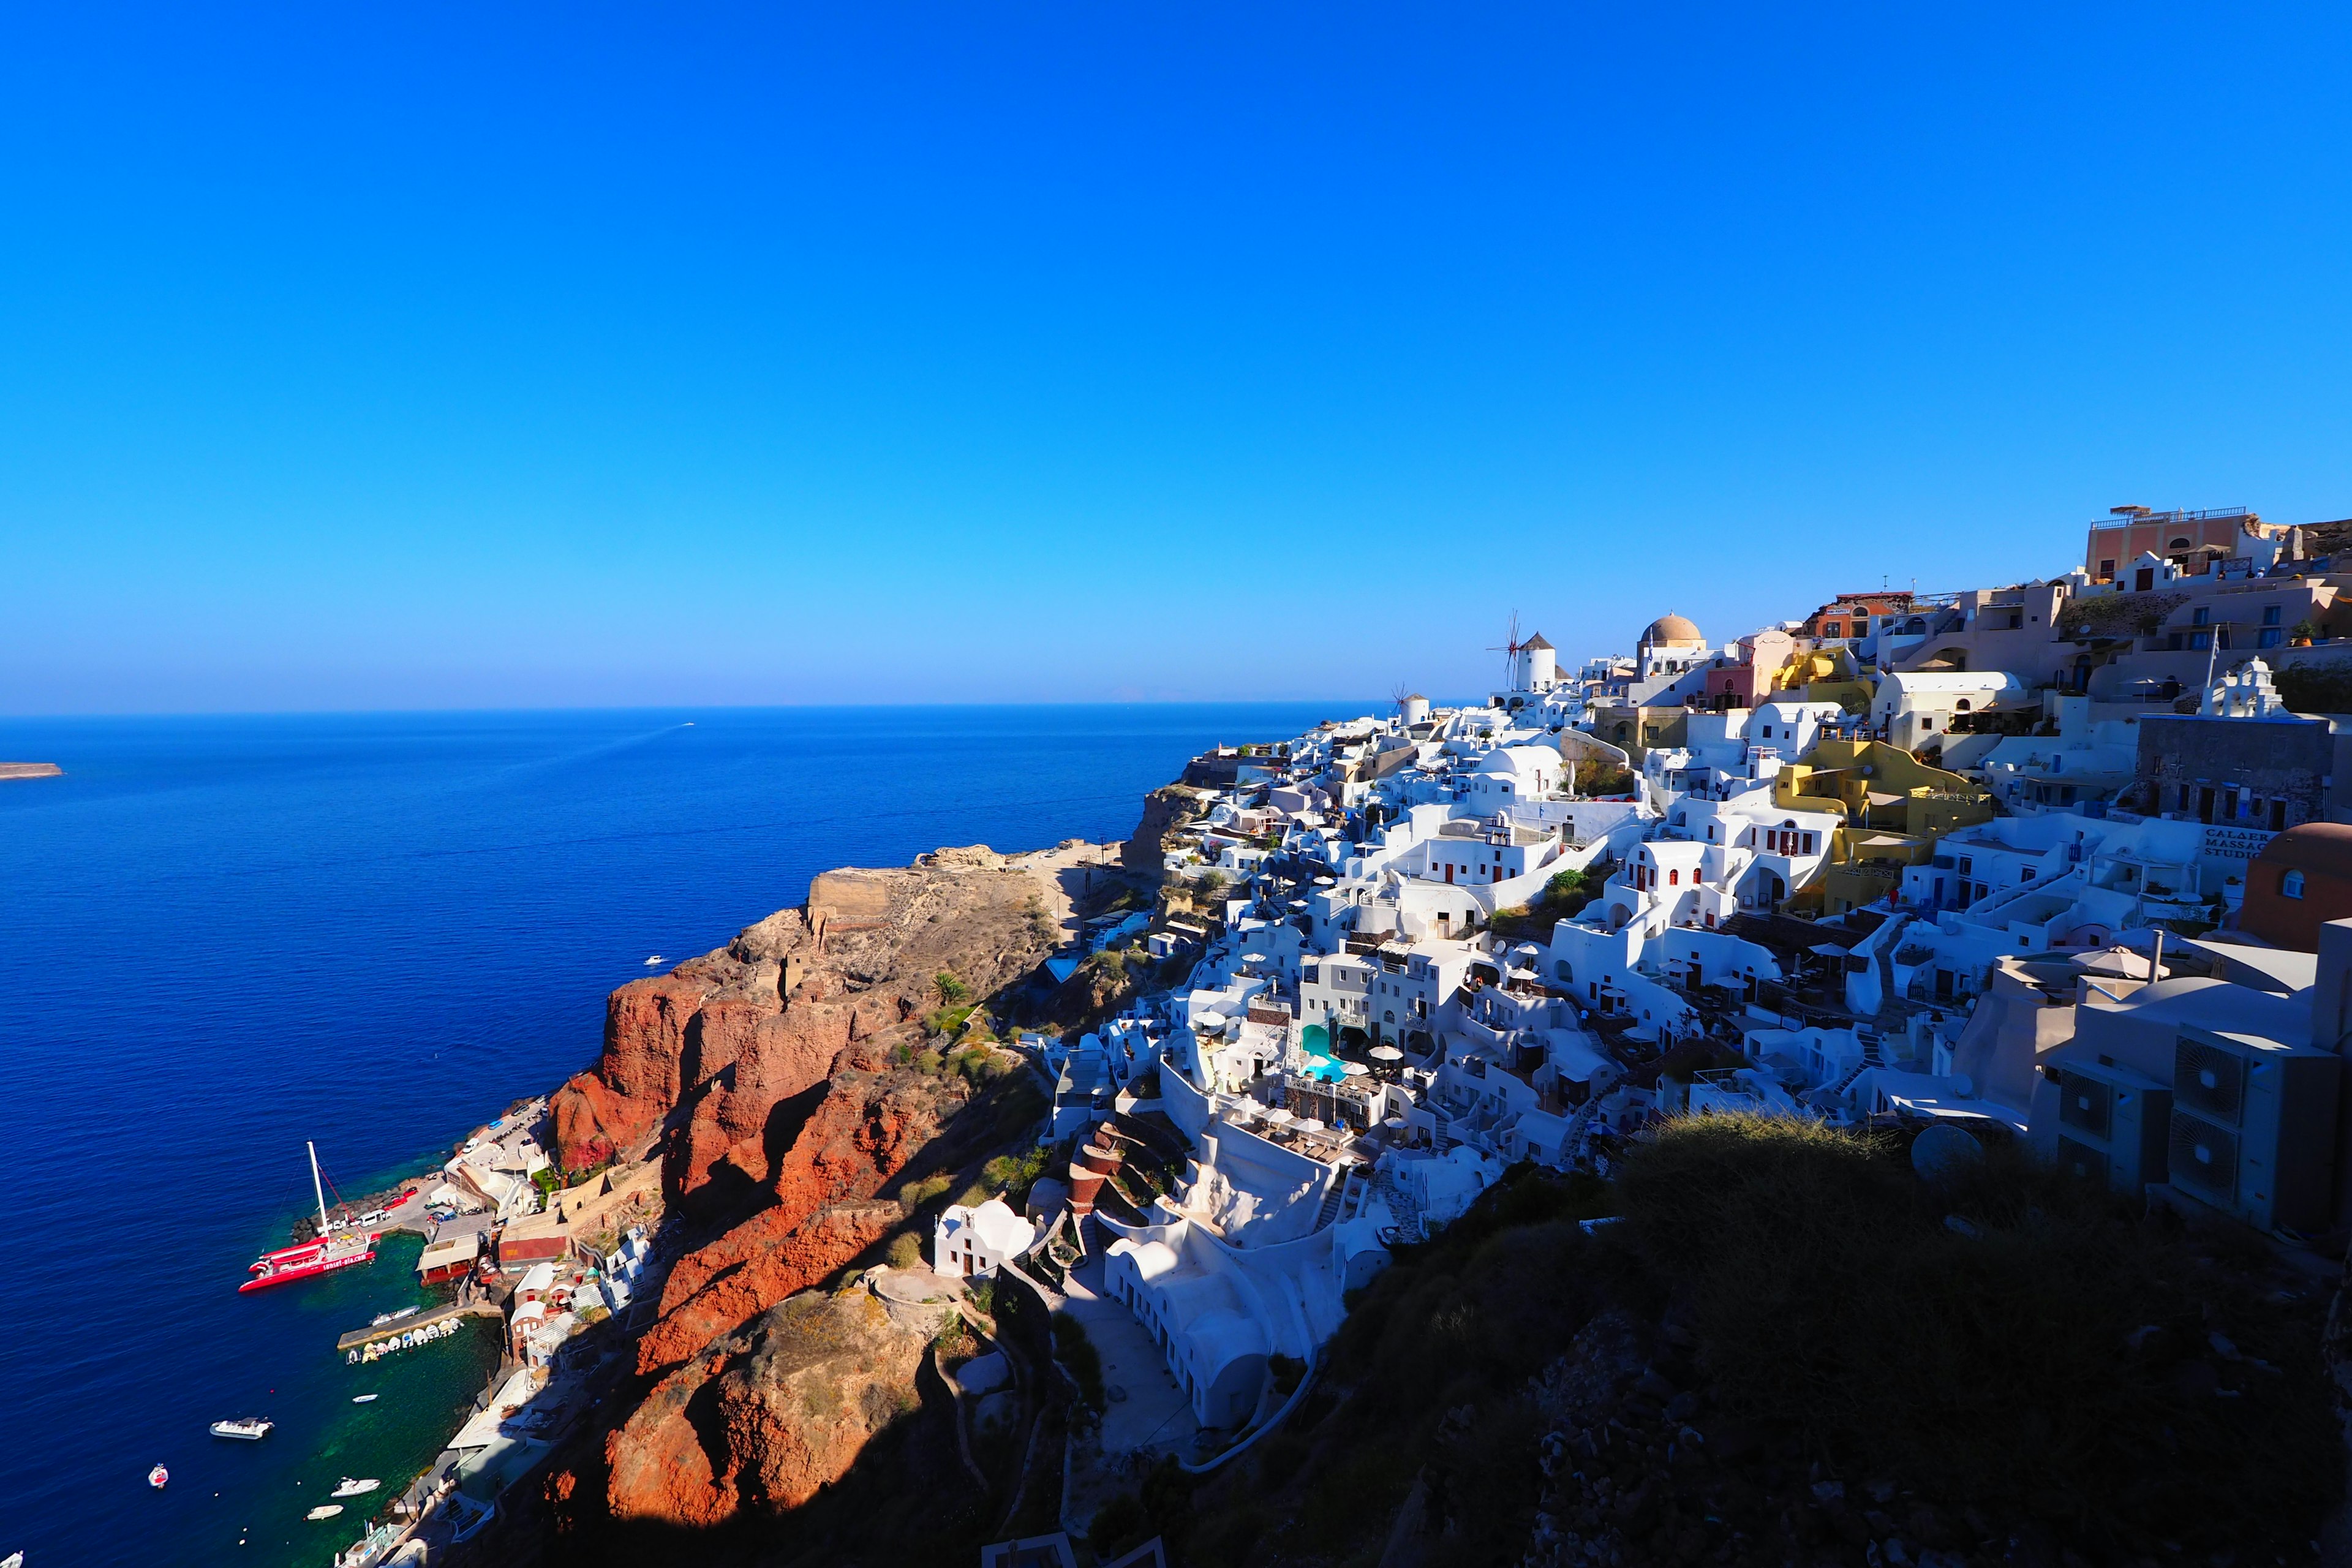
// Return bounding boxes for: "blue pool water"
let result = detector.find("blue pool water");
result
[0,703,1346,1568]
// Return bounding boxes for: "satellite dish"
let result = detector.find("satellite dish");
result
[1911,1122,1985,1186]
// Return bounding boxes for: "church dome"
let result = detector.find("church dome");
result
[1640,612,1704,647]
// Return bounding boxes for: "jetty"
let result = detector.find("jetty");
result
[336,1300,503,1355]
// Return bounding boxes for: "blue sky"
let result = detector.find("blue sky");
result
[4,4,2350,712]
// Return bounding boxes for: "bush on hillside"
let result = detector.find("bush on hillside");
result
[1609,1113,2337,1560]
[1051,1311,1106,1410]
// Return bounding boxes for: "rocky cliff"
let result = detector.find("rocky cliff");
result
[538,850,1061,1548]
[603,1284,948,1527]
[551,855,1053,1192]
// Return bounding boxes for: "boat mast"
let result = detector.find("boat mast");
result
[308,1140,332,1239]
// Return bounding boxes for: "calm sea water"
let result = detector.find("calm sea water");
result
[0,704,1344,1568]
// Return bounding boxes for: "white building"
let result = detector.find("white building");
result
[933,1197,1037,1279]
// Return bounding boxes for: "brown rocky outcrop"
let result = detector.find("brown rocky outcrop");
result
[543,843,1064,1543]
[605,1283,945,1527]
[549,854,1054,1189]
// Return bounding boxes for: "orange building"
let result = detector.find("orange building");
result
[2239,824,2352,952]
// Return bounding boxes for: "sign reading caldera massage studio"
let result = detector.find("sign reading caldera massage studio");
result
[2201,824,2276,862]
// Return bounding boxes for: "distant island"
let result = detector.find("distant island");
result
[0,763,61,780]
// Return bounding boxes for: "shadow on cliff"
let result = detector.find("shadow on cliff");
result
[671,1078,836,1230]
[528,1235,1071,1568]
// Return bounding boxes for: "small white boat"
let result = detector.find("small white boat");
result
[210,1416,273,1440]
[6,1550,24,1567]
[306,1504,344,1521]
[643,954,664,967]
[148,1465,168,1489]
[331,1477,380,1499]
[369,1306,417,1328]
[352,1393,379,1404]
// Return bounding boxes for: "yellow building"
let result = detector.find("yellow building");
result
[1776,741,1994,915]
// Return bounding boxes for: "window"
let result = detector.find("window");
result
[1823,622,1842,637]
[2284,869,2307,900]
[2191,631,2212,650]
[2260,628,2283,648]
[2264,606,2282,626]
[2099,559,2116,579]
[2192,608,2209,627]
[1668,869,1679,885]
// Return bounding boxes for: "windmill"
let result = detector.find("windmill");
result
[1390,680,1412,715]
[1488,611,1528,690]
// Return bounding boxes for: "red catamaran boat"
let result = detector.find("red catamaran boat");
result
[238,1141,380,1294]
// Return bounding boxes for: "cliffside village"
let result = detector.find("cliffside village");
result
[954,503,2352,1514]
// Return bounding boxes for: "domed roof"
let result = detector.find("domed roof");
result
[2256,821,2352,878]
[1641,612,1704,646]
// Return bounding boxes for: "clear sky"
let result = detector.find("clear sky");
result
[6,4,2351,713]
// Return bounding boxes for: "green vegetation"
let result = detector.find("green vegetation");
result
[978,1144,1052,1208]
[1088,1493,1151,1559]
[1489,865,1598,941]
[933,971,971,1005]
[884,1232,924,1270]
[968,1278,996,1319]
[2066,589,2188,639]
[923,1002,977,1037]
[1050,1310,1106,1409]
[2275,660,2352,714]
[1173,1117,2334,1567]
[901,1173,954,1210]
[1610,1114,2334,1559]
[1574,760,1635,796]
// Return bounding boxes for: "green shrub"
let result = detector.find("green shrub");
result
[933,971,971,1005]
[1051,1311,1106,1409]
[1611,1112,2337,1559]
[913,1048,943,1076]
[884,1232,924,1270]
[902,1173,954,1208]
[1088,1493,1150,1559]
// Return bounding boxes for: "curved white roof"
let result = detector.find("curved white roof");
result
[1474,745,1556,778]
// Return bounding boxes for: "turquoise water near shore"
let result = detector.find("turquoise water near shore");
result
[0,703,1346,1568]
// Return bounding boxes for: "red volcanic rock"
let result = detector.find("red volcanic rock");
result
[551,973,712,1167]
[552,856,1054,1177]
[639,1071,941,1375]
[606,1285,940,1526]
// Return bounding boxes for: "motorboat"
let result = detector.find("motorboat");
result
[3,1549,22,1567]
[209,1417,273,1441]
[352,1393,379,1404]
[147,1465,168,1489]
[644,954,664,966]
[331,1477,380,1499]
[369,1306,417,1328]
[306,1505,344,1521]
[239,1142,378,1294]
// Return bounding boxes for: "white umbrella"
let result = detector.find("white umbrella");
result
[1382,1116,1407,1131]
[1194,1012,1226,1032]
[1340,1061,1371,1077]
[1368,1046,1403,1061]
[1295,1117,1325,1133]
[1264,1107,1294,1124]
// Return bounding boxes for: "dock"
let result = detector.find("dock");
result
[336,1300,503,1354]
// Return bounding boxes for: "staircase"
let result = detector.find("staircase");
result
[1823,1030,1886,1102]
[1313,1179,1347,1230]
[1563,1098,1604,1170]
[1373,1164,1424,1245]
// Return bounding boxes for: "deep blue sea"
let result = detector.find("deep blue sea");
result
[0,704,1343,1568]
